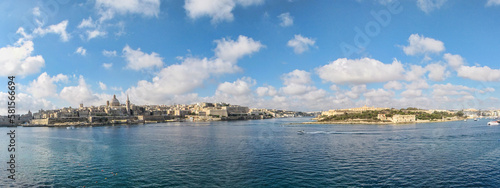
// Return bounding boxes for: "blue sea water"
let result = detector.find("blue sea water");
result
[1,118,500,187]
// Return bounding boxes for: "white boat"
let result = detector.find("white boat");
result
[297,130,305,135]
[487,121,499,126]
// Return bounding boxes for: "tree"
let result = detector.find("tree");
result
[456,111,464,117]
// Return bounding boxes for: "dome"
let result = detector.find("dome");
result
[111,95,120,106]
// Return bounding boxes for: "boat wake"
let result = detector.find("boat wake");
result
[300,131,381,135]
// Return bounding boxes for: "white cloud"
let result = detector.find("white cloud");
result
[345,85,367,99]
[280,69,314,96]
[287,34,316,54]
[278,12,293,27]
[0,92,56,115]
[96,0,161,21]
[486,0,500,6]
[99,81,107,90]
[78,17,95,28]
[384,81,403,90]
[0,39,45,76]
[317,58,404,84]
[425,63,448,81]
[217,77,256,96]
[329,85,340,91]
[214,35,264,63]
[60,76,111,107]
[123,45,164,70]
[102,50,117,57]
[184,0,264,24]
[442,53,500,82]
[405,80,429,90]
[33,7,41,16]
[416,0,447,13]
[282,69,312,85]
[402,34,445,56]
[26,72,68,98]
[401,89,423,98]
[456,65,500,82]
[33,20,70,42]
[75,47,87,56]
[281,84,315,96]
[443,53,464,69]
[86,29,107,40]
[126,35,263,104]
[102,63,113,69]
[432,83,477,97]
[256,85,277,96]
[363,88,395,105]
[405,65,427,81]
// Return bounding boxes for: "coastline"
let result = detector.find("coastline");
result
[300,118,466,125]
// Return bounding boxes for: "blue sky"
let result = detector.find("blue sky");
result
[1,0,500,114]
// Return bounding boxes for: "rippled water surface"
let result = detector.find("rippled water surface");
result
[1,118,500,187]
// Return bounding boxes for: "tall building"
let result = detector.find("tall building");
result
[126,94,131,115]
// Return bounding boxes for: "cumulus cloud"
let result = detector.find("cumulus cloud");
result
[102,63,113,69]
[317,58,404,84]
[217,77,256,96]
[443,53,464,69]
[425,63,449,81]
[456,65,500,82]
[256,85,277,96]
[75,47,87,56]
[401,89,423,98]
[384,81,403,90]
[0,92,56,115]
[486,0,500,6]
[214,35,264,62]
[405,65,427,81]
[26,72,68,98]
[99,81,107,90]
[345,85,367,99]
[432,83,478,97]
[78,17,95,28]
[402,34,445,56]
[287,34,316,54]
[278,12,293,27]
[280,70,314,95]
[442,53,500,82]
[417,0,447,13]
[86,29,107,40]
[60,76,112,107]
[282,69,312,85]
[123,45,164,70]
[126,35,263,104]
[102,50,117,57]
[363,88,395,106]
[184,0,264,24]
[96,0,160,21]
[0,38,45,76]
[405,80,430,90]
[33,20,70,42]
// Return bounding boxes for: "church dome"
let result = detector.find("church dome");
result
[111,95,120,106]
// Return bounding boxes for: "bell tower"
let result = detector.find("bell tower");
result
[126,94,131,115]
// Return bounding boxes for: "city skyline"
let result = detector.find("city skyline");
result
[1,0,500,115]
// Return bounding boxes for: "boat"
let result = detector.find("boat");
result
[474,119,478,121]
[487,120,500,126]
[297,130,305,135]
[464,119,467,122]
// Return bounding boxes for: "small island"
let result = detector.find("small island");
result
[308,106,466,125]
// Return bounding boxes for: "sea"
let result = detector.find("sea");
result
[1,118,499,187]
